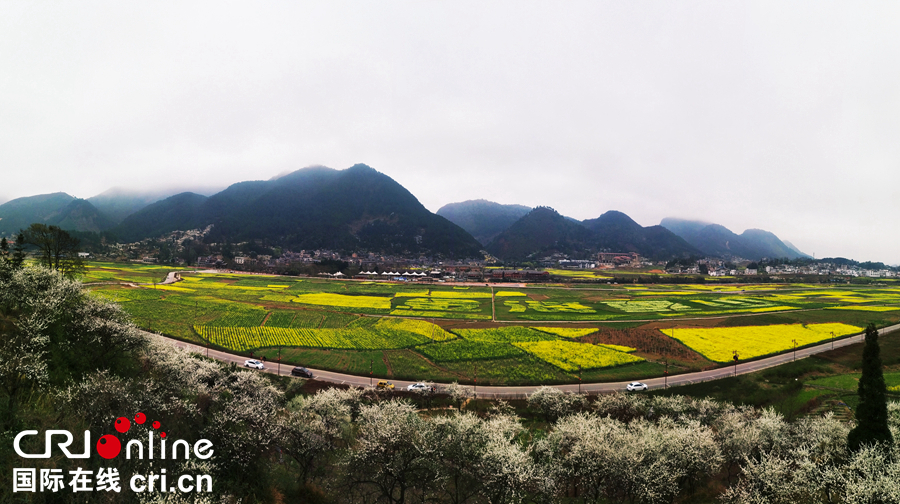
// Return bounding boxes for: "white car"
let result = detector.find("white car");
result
[244,359,264,370]
[626,382,648,392]
[406,382,431,393]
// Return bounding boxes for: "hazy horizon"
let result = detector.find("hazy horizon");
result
[2,2,899,263]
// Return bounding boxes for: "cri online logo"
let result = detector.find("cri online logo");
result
[14,412,213,461]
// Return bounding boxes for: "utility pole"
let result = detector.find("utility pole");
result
[831,331,835,350]
[370,360,373,387]
[277,347,281,375]
[578,365,582,394]
[733,351,739,377]
[474,364,477,400]
[664,358,668,389]
[792,339,797,361]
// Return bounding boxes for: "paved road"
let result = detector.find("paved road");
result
[146,323,900,399]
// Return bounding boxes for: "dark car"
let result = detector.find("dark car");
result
[291,366,313,379]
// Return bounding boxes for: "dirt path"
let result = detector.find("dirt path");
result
[382,354,394,378]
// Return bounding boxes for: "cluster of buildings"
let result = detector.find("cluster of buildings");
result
[669,259,898,279]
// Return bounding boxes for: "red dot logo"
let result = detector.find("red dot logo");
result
[134,412,146,425]
[115,417,131,434]
[152,421,161,430]
[96,434,121,459]
[160,432,167,439]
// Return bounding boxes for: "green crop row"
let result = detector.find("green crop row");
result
[416,340,524,362]
[454,327,558,343]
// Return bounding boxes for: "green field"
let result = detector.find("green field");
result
[85,262,900,385]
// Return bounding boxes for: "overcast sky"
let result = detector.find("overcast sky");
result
[2,2,899,263]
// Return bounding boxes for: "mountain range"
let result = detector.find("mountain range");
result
[0,164,808,261]
[0,193,115,235]
[113,164,482,257]
[659,218,810,260]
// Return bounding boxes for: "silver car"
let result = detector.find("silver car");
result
[626,382,648,392]
[406,382,430,392]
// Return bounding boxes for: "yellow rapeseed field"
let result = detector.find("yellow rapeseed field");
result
[596,343,637,353]
[374,318,456,341]
[827,306,900,312]
[668,323,860,362]
[394,291,492,299]
[293,293,392,310]
[532,327,598,338]
[513,340,644,371]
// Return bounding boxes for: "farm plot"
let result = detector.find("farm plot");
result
[525,301,596,313]
[388,310,491,320]
[389,294,492,320]
[827,306,900,312]
[513,340,644,371]
[667,323,861,362]
[374,318,456,341]
[293,293,392,310]
[596,344,637,353]
[605,300,698,313]
[81,262,179,284]
[532,327,598,338]
[416,340,524,362]
[395,290,492,299]
[195,325,431,352]
[265,310,296,328]
[400,298,481,312]
[504,301,526,312]
[454,327,558,343]
[495,291,527,297]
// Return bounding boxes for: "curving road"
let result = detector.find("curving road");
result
[145,323,900,399]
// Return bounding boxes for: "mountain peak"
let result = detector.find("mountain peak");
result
[347,163,377,172]
[115,165,481,257]
[437,200,533,245]
[486,206,592,260]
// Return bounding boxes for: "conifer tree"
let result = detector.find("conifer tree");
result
[847,323,894,451]
[10,234,27,269]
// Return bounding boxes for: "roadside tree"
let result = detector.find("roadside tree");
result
[848,323,894,451]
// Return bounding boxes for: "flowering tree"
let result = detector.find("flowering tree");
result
[476,414,535,504]
[444,381,471,410]
[344,400,437,503]
[428,412,490,504]
[528,386,586,421]
[0,263,142,427]
[282,387,364,482]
